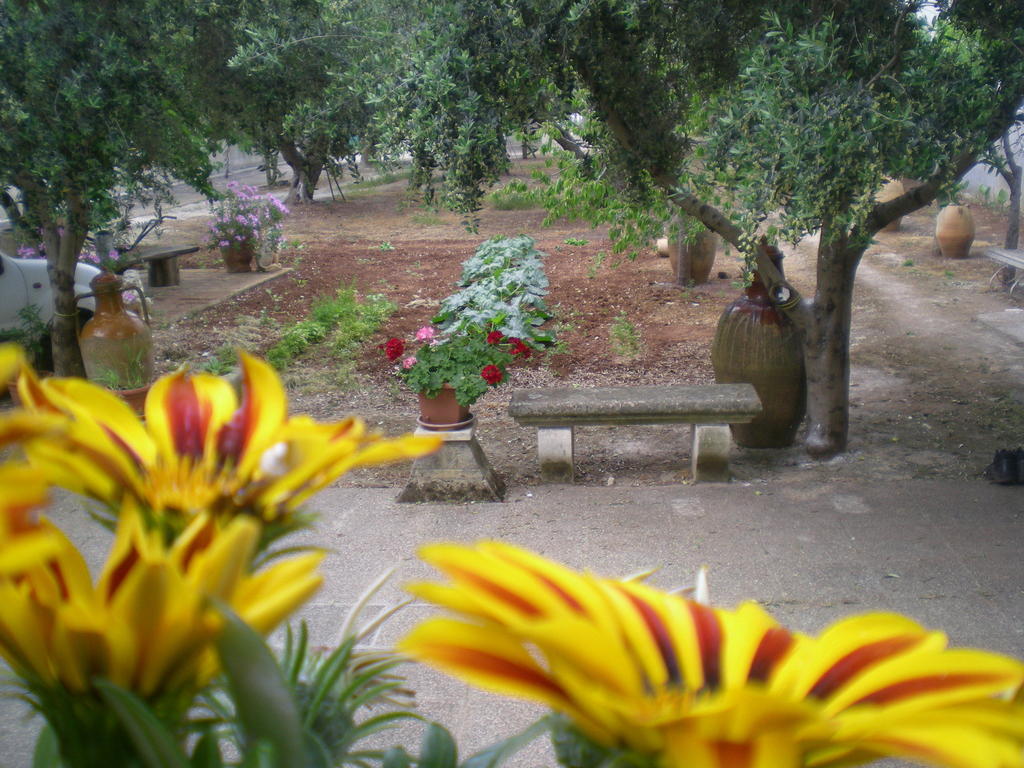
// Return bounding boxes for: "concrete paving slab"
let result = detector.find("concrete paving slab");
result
[146,266,293,324]
[978,307,1024,345]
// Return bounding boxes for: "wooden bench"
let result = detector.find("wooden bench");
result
[508,384,762,483]
[984,247,1024,295]
[129,244,199,287]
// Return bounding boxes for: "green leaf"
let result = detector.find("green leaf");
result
[213,602,305,768]
[382,746,413,768]
[419,722,458,768]
[459,717,551,768]
[189,731,224,768]
[93,678,190,768]
[303,636,356,727]
[31,724,61,768]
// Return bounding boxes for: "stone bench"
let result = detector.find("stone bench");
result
[984,247,1024,296]
[130,244,199,287]
[508,384,761,483]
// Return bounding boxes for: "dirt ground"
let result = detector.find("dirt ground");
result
[153,159,1024,490]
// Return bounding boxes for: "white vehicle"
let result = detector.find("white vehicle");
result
[0,249,100,333]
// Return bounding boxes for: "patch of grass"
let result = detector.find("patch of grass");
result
[902,259,915,267]
[378,241,395,251]
[487,182,540,211]
[609,312,643,359]
[199,315,271,374]
[350,170,410,190]
[410,211,446,226]
[201,345,238,375]
[564,237,589,246]
[266,286,396,371]
[586,251,607,279]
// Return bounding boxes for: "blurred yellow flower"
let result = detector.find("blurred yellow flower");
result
[0,503,322,699]
[0,464,62,573]
[401,542,1024,768]
[13,350,439,523]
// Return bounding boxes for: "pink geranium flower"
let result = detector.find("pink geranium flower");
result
[402,356,417,370]
[415,326,438,342]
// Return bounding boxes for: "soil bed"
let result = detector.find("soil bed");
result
[154,161,1024,490]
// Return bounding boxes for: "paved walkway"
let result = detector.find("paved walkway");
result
[147,266,292,324]
[1,478,1020,767]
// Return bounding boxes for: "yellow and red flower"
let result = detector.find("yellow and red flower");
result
[0,502,322,699]
[400,541,1024,768]
[12,351,439,523]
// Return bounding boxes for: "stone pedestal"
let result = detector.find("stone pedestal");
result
[691,424,732,482]
[398,418,505,502]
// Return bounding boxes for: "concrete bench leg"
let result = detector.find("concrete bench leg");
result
[537,426,574,482]
[691,424,731,482]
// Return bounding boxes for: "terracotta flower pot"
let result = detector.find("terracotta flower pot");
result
[667,231,717,285]
[116,383,151,416]
[220,241,257,272]
[935,205,975,259]
[417,385,472,430]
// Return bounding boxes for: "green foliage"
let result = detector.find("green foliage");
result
[609,313,642,359]
[486,183,540,211]
[201,0,388,201]
[378,241,396,251]
[0,305,50,370]
[563,238,588,246]
[434,236,554,344]
[267,288,395,371]
[586,251,606,279]
[201,346,240,376]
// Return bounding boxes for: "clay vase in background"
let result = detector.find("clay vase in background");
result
[711,247,806,448]
[935,205,975,259]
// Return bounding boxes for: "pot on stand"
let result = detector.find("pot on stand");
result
[417,384,473,431]
[711,247,806,448]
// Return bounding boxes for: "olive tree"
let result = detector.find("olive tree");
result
[389,0,1024,457]
[0,1,214,375]
[201,0,386,204]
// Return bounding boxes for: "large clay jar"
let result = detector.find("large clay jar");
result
[417,384,472,431]
[79,272,154,390]
[220,240,257,272]
[669,231,717,285]
[935,205,975,259]
[711,249,806,448]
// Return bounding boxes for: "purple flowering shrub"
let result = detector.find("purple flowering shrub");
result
[206,181,289,254]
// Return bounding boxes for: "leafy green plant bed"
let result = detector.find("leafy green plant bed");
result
[267,287,395,371]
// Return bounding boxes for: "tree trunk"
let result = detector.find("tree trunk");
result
[43,222,88,377]
[280,140,323,205]
[670,214,692,285]
[1001,132,1021,250]
[801,227,862,458]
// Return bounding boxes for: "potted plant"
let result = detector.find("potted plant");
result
[90,346,153,414]
[382,236,554,429]
[205,181,289,272]
[383,324,535,428]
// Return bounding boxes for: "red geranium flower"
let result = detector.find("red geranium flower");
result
[486,331,504,345]
[508,337,532,358]
[383,337,405,361]
[480,364,503,385]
